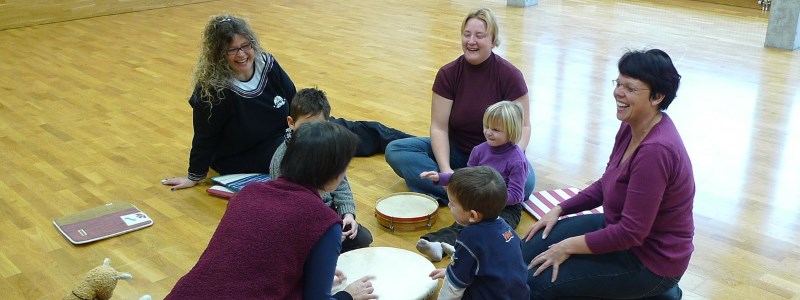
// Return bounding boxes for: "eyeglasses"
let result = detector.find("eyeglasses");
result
[226,43,252,56]
[612,80,650,94]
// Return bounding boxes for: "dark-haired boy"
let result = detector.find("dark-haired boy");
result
[429,166,530,299]
[269,87,373,252]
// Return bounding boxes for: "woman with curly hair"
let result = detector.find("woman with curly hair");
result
[163,14,411,190]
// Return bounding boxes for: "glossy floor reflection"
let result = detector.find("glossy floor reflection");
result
[0,0,798,299]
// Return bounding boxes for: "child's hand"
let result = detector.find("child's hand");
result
[333,268,347,286]
[429,268,446,279]
[419,171,440,182]
[341,214,359,240]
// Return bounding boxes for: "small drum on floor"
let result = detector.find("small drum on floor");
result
[332,247,437,300]
[374,192,438,231]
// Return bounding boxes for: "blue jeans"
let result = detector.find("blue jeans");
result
[385,137,536,204]
[522,214,681,300]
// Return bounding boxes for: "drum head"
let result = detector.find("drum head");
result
[332,247,437,300]
[375,192,438,220]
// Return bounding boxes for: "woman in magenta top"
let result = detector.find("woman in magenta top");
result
[521,49,694,300]
[384,7,536,205]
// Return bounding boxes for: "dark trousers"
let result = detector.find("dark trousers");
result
[341,223,373,253]
[521,214,682,300]
[329,117,414,157]
[420,203,523,246]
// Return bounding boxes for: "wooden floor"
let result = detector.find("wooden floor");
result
[1,0,798,299]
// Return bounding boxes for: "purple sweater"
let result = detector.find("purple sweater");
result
[559,114,695,278]
[437,142,529,205]
[432,53,527,153]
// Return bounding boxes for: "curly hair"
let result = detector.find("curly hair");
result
[192,14,266,107]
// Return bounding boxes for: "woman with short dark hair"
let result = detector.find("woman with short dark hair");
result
[522,49,694,300]
[166,121,377,299]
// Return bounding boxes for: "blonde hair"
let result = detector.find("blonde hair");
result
[483,101,523,144]
[461,8,500,47]
[192,14,266,106]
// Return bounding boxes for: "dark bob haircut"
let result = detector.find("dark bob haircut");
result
[280,121,358,189]
[618,49,682,110]
[448,166,507,220]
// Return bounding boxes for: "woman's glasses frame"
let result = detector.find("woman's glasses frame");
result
[226,43,252,56]
[612,79,650,94]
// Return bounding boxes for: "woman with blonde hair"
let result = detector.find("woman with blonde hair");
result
[385,8,536,206]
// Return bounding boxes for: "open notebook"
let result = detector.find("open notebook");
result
[53,202,153,245]
[522,188,603,220]
[211,173,270,192]
[207,173,271,199]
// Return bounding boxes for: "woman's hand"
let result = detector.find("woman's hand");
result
[341,214,359,240]
[429,268,446,280]
[419,171,440,182]
[161,177,198,191]
[343,276,378,300]
[528,241,571,283]
[524,205,563,241]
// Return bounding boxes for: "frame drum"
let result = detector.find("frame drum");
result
[332,247,437,300]
[374,192,438,231]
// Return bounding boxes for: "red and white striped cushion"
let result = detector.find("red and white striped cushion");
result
[522,188,603,220]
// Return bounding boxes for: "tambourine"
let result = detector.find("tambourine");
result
[374,192,438,231]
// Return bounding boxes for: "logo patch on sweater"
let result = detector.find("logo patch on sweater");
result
[503,230,514,242]
[273,95,286,108]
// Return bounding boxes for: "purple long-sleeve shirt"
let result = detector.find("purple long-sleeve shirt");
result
[437,142,529,205]
[559,114,695,278]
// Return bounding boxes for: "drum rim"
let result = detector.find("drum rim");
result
[374,192,438,222]
[375,210,439,224]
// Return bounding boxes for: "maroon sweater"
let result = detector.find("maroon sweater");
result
[432,52,527,153]
[166,178,341,299]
